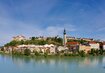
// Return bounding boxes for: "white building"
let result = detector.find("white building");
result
[57,46,68,52]
[89,42,100,50]
[103,45,105,50]
[12,35,26,41]
[102,43,105,50]
[16,44,56,54]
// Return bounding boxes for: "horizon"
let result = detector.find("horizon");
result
[0,0,105,46]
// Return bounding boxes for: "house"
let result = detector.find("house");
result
[81,38,93,42]
[79,44,91,53]
[57,46,68,52]
[16,44,56,54]
[66,42,79,52]
[49,46,56,54]
[66,36,76,40]
[89,41,100,50]
[12,35,26,41]
[101,42,105,50]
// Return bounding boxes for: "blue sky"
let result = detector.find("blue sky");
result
[0,0,105,46]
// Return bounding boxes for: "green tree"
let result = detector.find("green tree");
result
[99,49,104,55]
[34,51,40,56]
[24,49,31,56]
[44,52,48,57]
[90,49,95,56]
[79,50,85,57]
[1,48,4,51]
[31,37,36,40]
[95,49,99,56]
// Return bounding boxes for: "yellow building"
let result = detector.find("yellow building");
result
[79,44,91,53]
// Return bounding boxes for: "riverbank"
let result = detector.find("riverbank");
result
[0,50,105,59]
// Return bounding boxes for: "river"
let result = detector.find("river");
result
[0,54,105,73]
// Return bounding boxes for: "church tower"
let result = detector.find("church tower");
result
[63,29,67,47]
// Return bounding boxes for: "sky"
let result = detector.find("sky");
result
[0,0,105,46]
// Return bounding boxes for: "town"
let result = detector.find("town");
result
[0,29,105,57]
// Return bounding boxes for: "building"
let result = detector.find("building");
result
[89,41,100,50]
[101,42,105,50]
[63,29,67,47]
[66,41,79,53]
[5,44,57,54]
[12,35,26,41]
[79,44,91,53]
[66,36,76,40]
[57,46,68,52]
[81,38,93,42]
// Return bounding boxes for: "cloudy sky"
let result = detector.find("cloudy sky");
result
[0,0,105,46]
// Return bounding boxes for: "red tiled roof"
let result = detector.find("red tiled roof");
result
[89,41,97,44]
[102,42,105,45]
[66,42,79,45]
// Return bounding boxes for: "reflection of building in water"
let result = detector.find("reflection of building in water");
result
[102,57,105,64]
[78,57,99,67]
[12,56,33,68]
[12,57,25,68]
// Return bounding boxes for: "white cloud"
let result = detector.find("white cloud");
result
[0,16,76,46]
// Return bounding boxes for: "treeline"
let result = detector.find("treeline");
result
[4,37,63,47]
[62,49,105,57]
[77,49,105,57]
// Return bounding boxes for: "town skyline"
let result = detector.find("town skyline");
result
[1,0,105,46]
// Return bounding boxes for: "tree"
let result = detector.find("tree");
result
[89,49,95,56]
[95,49,99,56]
[99,49,104,55]
[44,52,48,57]
[34,51,40,56]
[24,49,31,56]
[31,37,35,40]
[1,48,4,51]
[79,50,85,57]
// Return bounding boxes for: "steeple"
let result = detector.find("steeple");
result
[63,29,67,47]
[63,29,66,35]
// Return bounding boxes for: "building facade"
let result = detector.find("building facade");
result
[89,41,100,50]
[79,44,91,53]
[12,35,26,41]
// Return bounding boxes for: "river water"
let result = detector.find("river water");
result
[0,54,105,73]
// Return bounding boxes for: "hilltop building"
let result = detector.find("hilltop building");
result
[12,35,26,41]
[66,36,93,42]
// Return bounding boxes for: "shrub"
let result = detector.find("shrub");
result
[95,49,99,56]
[44,52,48,57]
[99,49,104,55]
[79,50,85,57]
[24,49,31,56]
[89,49,95,56]
[1,48,4,51]
[12,51,22,55]
[34,51,40,56]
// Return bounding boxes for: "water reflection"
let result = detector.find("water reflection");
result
[0,54,105,73]
[1,55,104,68]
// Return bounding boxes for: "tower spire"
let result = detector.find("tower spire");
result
[64,28,66,35]
[63,29,67,47]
